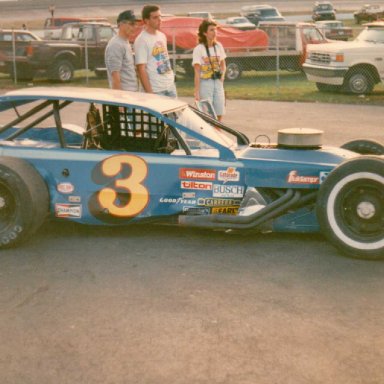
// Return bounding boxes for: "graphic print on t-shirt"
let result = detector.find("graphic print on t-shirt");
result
[152,41,172,75]
[201,55,220,79]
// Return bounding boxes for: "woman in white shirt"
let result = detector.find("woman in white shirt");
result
[192,19,226,121]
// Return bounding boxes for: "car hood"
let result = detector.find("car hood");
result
[306,40,378,52]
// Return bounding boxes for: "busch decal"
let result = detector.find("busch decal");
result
[218,167,240,183]
[55,204,82,218]
[179,168,216,180]
[287,171,320,185]
[212,184,244,198]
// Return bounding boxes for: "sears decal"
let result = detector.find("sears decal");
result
[218,167,240,183]
[181,181,212,191]
[179,168,216,180]
[55,204,82,218]
[211,206,239,214]
[57,182,75,194]
[212,184,244,198]
[287,171,320,185]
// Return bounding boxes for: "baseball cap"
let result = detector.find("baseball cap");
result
[117,10,136,24]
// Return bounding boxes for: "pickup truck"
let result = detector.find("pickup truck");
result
[1,22,115,82]
[303,22,384,94]
[175,22,328,81]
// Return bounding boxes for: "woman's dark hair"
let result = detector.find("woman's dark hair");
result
[198,19,217,45]
[142,4,160,20]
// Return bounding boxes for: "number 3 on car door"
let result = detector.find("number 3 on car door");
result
[97,154,149,217]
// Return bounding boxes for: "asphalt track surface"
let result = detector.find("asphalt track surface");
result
[0,92,384,383]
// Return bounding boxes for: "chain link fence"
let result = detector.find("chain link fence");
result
[2,22,383,96]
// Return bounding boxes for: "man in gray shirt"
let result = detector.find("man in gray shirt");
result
[105,10,138,91]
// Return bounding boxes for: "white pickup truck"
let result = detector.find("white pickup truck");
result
[303,21,384,94]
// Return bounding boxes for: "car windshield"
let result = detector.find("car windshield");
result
[172,107,237,150]
[259,9,279,17]
[316,4,333,10]
[356,27,384,43]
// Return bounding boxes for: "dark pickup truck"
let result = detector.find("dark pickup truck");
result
[1,22,115,82]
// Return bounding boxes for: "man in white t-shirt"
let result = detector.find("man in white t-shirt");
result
[134,4,177,98]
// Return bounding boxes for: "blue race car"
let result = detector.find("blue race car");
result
[0,87,383,259]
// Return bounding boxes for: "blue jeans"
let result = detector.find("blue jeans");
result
[155,83,178,98]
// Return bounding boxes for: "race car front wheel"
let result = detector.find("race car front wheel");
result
[316,156,384,260]
[0,157,49,248]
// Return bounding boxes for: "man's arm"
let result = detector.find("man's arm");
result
[136,64,153,93]
[111,70,122,90]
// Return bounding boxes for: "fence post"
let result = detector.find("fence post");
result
[276,26,280,93]
[172,28,176,79]
[12,28,17,84]
[84,26,89,85]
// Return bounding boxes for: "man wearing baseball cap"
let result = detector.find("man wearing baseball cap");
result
[105,10,138,91]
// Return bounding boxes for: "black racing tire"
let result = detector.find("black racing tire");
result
[341,139,384,155]
[225,62,242,81]
[316,156,384,260]
[316,82,341,92]
[0,157,49,248]
[49,59,74,82]
[343,70,374,94]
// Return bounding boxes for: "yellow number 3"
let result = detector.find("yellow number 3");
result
[98,155,149,217]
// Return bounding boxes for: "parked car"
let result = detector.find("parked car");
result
[240,4,285,26]
[43,16,109,39]
[225,17,256,31]
[312,1,336,21]
[353,4,384,24]
[0,87,383,259]
[315,20,353,41]
[0,29,41,75]
[303,21,384,94]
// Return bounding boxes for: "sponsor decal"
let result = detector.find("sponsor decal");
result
[57,182,75,194]
[218,167,240,183]
[197,198,242,207]
[319,171,330,184]
[211,206,239,215]
[179,168,216,180]
[159,197,196,205]
[212,184,244,198]
[182,192,196,199]
[181,181,212,191]
[55,204,82,218]
[68,195,81,203]
[183,206,210,215]
[287,170,320,185]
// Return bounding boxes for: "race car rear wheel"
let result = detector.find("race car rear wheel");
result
[341,139,384,155]
[316,156,384,259]
[0,157,49,248]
